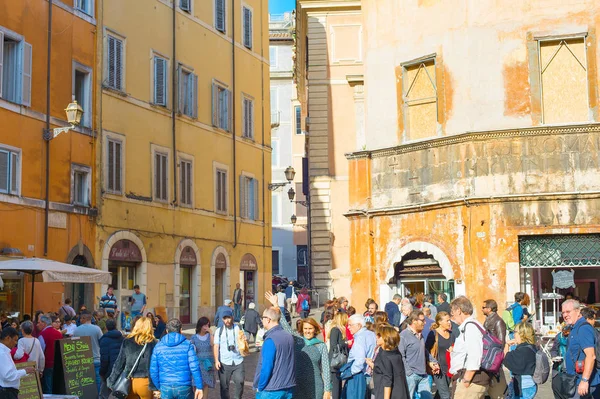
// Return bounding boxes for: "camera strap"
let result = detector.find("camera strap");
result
[219,325,236,350]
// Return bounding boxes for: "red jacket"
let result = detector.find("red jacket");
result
[39,327,63,368]
[296,293,310,314]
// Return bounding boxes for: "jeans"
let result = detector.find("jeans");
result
[218,362,245,399]
[42,367,53,394]
[131,310,142,318]
[94,361,101,394]
[433,373,452,399]
[508,381,537,399]
[256,388,294,399]
[234,303,242,321]
[301,310,309,318]
[161,386,194,399]
[407,373,432,399]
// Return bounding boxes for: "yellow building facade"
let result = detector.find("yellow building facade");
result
[95,0,271,322]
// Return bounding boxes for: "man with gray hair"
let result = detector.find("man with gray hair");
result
[37,314,63,394]
[344,314,376,398]
[150,318,204,399]
[399,303,414,331]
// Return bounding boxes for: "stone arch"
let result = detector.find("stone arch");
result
[210,246,231,308]
[174,239,201,323]
[65,243,95,310]
[65,243,95,267]
[101,231,148,294]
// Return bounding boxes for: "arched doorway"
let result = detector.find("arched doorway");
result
[65,244,95,312]
[240,253,258,309]
[175,242,200,324]
[211,247,230,308]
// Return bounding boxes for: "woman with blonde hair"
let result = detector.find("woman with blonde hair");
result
[108,317,158,399]
[329,312,348,399]
[504,322,538,399]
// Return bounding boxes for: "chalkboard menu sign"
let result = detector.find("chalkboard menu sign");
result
[15,361,42,399]
[53,336,98,398]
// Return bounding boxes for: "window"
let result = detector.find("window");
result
[215,0,226,33]
[240,175,259,220]
[106,33,124,91]
[539,37,589,124]
[180,0,191,13]
[297,245,308,266]
[242,6,253,49]
[402,57,437,140]
[212,82,231,131]
[242,97,254,139]
[271,193,281,226]
[106,138,122,194]
[178,66,198,118]
[215,168,228,213]
[71,164,91,206]
[270,87,279,126]
[153,56,168,107]
[180,158,193,207]
[154,152,168,202]
[295,105,302,134]
[271,140,279,167]
[0,146,20,195]
[272,250,280,274]
[74,0,94,16]
[0,31,32,106]
[73,63,92,127]
[269,46,277,69]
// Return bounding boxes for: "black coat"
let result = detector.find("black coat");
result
[243,309,262,334]
[373,348,410,399]
[108,338,158,390]
[99,330,124,378]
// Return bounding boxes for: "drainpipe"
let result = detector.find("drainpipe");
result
[171,0,178,205]
[260,0,266,272]
[232,0,237,247]
[43,0,53,256]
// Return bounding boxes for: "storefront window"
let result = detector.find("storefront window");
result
[0,272,23,315]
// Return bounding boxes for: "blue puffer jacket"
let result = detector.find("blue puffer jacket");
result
[149,332,203,390]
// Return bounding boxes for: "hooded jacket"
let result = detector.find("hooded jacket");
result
[99,329,124,378]
[107,338,158,390]
[149,332,203,390]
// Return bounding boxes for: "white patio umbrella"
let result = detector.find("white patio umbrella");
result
[0,257,112,315]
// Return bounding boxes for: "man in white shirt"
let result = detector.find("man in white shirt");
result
[0,327,36,398]
[449,296,490,399]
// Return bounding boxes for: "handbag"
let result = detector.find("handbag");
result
[112,343,147,399]
[552,372,578,399]
[11,340,35,364]
[330,342,348,371]
[339,360,355,380]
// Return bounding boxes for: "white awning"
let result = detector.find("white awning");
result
[0,257,112,284]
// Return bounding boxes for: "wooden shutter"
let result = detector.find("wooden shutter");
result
[0,32,4,98]
[215,0,225,32]
[0,151,8,193]
[161,154,167,200]
[115,141,122,192]
[21,42,32,107]
[244,7,252,48]
[154,153,161,199]
[226,89,231,131]
[180,0,191,12]
[178,66,185,114]
[253,178,259,220]
[211,83,218,126]
[249,99,254,139]
[191,73,198,118]
[154,57,166,106]
[10,152,18,194]
[108,140,115,191]
[239,176,246,218]
[186,161,192,204]
[115,38,123,90]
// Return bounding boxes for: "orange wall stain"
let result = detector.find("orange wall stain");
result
[503,61,531,117]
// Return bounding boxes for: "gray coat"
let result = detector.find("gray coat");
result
[243,308,262,334]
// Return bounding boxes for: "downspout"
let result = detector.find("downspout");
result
[43,0,53,256]
[260,0,266,275]
[171,0,178,205]
[232,0,237,247]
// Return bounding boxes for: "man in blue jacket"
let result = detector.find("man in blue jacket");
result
[254,302,295,398]
[384,294,402,327]
[150,318,203,399]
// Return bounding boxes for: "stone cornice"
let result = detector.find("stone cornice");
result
[345,123,600,160]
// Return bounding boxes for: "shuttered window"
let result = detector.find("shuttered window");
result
[179,67,198,118]
[180,0,191,13]
[212,83,231,131]
[215,0,226,33]
[242,97,254,139]
[295,106,302,134]
[240,176,259,220]
[154,152,168,202]
[180,159,193,206]
[0,147,20,195]
[107,34,124,91]
[154,56,168,106]
[0,32,32,106]
[216,168,227,213]
[243,6,253,49]
[107,138,122,194]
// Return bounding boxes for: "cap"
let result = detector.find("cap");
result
[222,308,234,319]
[224,299,232,306]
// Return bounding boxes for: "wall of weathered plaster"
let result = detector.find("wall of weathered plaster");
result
[361,0,600,150]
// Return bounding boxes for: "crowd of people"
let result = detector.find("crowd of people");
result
[0,285,598,399]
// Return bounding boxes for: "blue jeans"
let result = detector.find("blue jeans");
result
[161,386,194,399]
[509,382,537,399]
[94,361,101,394]
[407,373,432,399]
[234,303,242,321]
[131,310,142,318]
[42,368,53,394]
[256,388,294,399]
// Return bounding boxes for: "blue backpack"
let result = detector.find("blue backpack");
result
[301,299,310,311]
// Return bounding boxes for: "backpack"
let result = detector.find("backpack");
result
[301,298,310,311]
[527,346,550,384]
[464,322,505,374]
[502,304,516,332]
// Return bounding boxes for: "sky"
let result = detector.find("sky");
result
[269,0,295,14]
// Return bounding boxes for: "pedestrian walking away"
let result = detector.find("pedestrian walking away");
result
[242,303,262,343]
[73,310,104,393]
[285,281,297,317]
[384,294,402,327]
[190,317,216,399]
[213,308,246,399]
[99,318,124,398]
[57,298,77,320]
[503,322,538,399]
[150,318,204,399]
[297,287,311,319]
[12,321,45,373]
[369,324,410,399]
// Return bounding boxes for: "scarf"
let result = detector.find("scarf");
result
[304,336,323,346]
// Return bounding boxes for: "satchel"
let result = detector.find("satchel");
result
[11,340,35,364]
[551,372,577,399]
[112,343,147,399]
[330,342,348,371]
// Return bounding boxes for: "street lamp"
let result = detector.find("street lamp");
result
[43,101,84,140]
[268,166,295,190]
[290,214,297,224]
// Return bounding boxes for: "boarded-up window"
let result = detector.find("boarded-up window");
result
[540,38,588,124]
[403,59,437,141]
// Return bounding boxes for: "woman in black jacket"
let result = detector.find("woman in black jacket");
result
[368,324,410,399]
[328,312,348,399]
[108,317,157,399]
[504,322,538,399]
[242,302,262,342]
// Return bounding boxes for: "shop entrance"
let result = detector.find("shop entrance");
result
[241,253,258,308]
[214,252,227,307]
[108,239,142,325]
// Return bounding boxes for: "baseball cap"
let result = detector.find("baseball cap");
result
[224,299,232,306]
[222,308,234,319]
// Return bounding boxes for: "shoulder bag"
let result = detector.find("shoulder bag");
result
[112,343,147,399]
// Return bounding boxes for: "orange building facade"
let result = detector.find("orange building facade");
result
[0,0,97,314]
